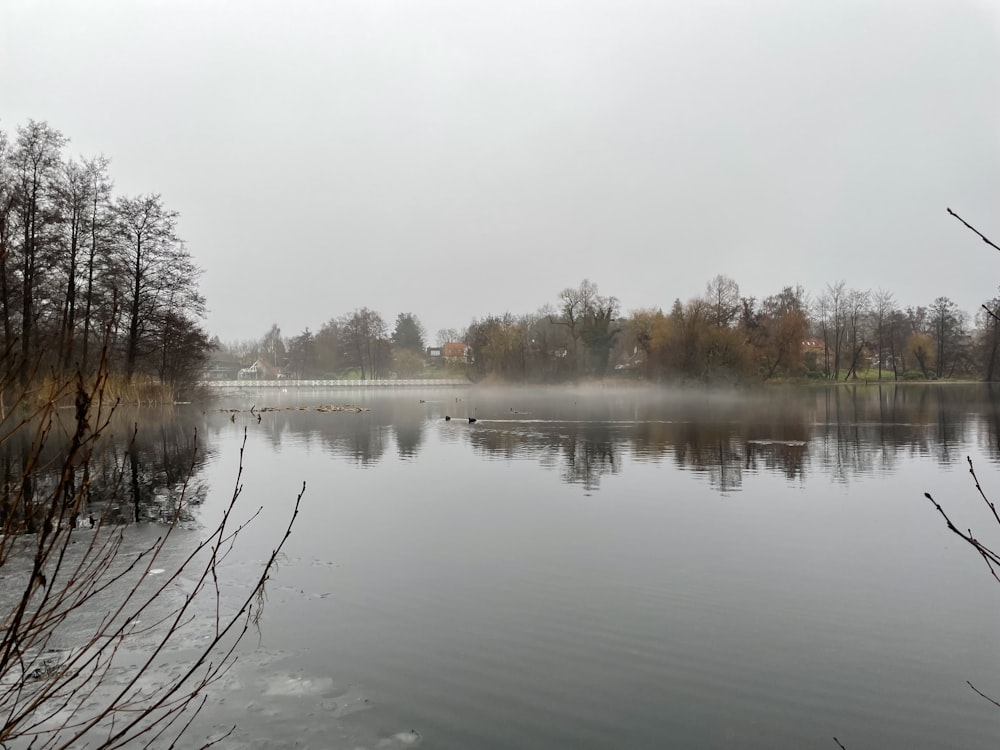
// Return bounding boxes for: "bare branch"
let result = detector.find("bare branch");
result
[967,681,1000,709]
[947,208,1000,253]
[1,347,302,747]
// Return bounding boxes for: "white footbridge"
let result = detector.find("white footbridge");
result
[203,378,467,388]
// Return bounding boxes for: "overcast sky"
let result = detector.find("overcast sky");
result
[3,0,999,343]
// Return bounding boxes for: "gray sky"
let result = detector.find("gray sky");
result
[3,0,1000,343]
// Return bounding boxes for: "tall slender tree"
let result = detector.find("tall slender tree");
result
[114,194,201,380]
[0,130,15,348]
[80,155,113,372]
[10,121,67,381]
[872,289,897,380]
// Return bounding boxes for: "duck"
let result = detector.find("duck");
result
[468,417,477,423]
[445,415,452,421]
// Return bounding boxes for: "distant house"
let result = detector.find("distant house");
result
[237,359,264,380]
[442,342,467,362]
[426,346,443,360]
[203,358,241,380]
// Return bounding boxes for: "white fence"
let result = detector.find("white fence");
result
[203,378,467,388]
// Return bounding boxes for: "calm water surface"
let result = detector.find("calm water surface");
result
[148,385,1000,748]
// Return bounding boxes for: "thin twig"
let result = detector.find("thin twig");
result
[967,681,1000,709]
[947,208,1000,253]
[925,456,1000,711]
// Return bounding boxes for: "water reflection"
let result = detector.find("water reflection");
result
[976,384,1000,461]
[466,420,621,490]
[197,383,999,494]
[7,385,989,502]
[449,384,991,491]
[0,409,210,529]
[6,384,1000,750]
[222,398,426,465]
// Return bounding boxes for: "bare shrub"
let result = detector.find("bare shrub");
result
[0,347,301,748]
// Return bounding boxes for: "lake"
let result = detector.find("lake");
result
[45,384,1000,748]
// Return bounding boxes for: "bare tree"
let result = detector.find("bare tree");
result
[9,121,67,382]
[551,280,620,376]
[929,296,967,379]
[580,293,620,376]
[0,130,17,348]
[551,280,594,369]
[816,281,848,379]
[704,273,741,328]
[341,308,388,380]
[977,289,1000,381]
[871,289,896,380]
[79,156,114,373]
[435,328,462,347]
[114,194,203,382]
[842,288,870,381]
[260,323,285,373]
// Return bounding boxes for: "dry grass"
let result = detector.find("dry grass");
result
[27,373,178,411]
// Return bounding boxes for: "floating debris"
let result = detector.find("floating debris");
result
[219,404,369,415]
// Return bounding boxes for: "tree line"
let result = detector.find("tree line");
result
[226,275,1000,383]
[0,119,210,389]
[221,310,430,380]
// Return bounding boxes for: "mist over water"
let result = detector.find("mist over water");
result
[12,383,1000,748]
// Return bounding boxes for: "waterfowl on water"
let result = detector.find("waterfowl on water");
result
[445,415,452,421]
[469,417,477,423]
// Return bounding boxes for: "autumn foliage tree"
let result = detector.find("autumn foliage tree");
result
[742,286,810,380]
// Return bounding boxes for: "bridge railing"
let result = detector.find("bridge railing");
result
[202,378,468,388]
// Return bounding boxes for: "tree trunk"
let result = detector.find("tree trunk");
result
[125,237,142,380]
[19,189,37,385]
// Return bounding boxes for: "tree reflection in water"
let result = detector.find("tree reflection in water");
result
[194,383,1000,494]
[0,408,212,529]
